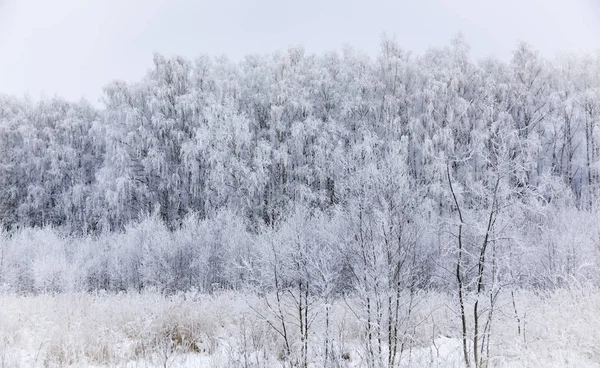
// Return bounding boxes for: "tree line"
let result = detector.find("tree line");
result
[1,36,599,234]
[2,36,600,366]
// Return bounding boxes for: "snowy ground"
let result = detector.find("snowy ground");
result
[0,288,599,367]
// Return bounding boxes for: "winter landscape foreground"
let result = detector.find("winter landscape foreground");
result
[2,37,600,367]
[0,288,598,367]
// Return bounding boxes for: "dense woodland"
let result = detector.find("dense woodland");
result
[1,36,600,290]
[1,36,599,231]
[2,36,600,366]
[1,36,600,289]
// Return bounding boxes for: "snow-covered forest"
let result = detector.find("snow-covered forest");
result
[1,37,600,366]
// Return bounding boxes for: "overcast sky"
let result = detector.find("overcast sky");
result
[1,0,599,105]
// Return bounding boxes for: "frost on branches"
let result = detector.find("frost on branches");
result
[1,37,600,367]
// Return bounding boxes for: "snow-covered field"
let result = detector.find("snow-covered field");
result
[0,288,598,367]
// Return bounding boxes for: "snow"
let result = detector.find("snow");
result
[0,289,598,367]
[1,36,600,368]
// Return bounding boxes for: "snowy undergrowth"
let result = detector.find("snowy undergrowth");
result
[0,289,598,367]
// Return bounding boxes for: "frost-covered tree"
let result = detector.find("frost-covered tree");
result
[1,38,600,303]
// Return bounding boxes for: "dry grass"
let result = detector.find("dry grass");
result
[0,288,598,367]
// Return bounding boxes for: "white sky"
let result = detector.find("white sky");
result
[0,0,599,105]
